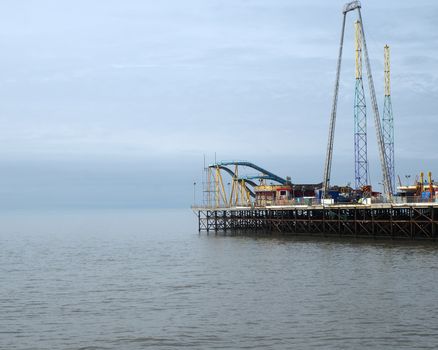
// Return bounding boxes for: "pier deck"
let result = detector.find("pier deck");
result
[195,203,438,240]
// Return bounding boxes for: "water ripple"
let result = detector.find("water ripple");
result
[1,210,438,349]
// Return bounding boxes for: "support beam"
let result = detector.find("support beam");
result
[323,12,347,197]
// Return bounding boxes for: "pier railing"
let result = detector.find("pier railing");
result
[192,196,438,210]
[393,196,438,204]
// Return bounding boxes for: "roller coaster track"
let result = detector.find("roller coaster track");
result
[210,161,287,185]
[212,165,256,198]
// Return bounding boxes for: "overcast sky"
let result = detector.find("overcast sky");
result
[0,0,437,209]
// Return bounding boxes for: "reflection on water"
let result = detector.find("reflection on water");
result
[1,209,438,349]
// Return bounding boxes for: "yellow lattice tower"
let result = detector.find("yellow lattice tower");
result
[384,45,391,96]
[355,20,363,79]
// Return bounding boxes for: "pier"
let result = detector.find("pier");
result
[192,2,438,242]
[196,204,438,240]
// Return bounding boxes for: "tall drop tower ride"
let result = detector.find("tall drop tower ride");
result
[323,1,393,200]
[382,45,395,193]
[353,20,369,190]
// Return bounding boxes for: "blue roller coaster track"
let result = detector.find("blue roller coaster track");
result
[209,161,287,185]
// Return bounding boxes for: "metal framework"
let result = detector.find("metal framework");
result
[383,45,395,193]
[323,1,393,199]
[204,161,286,208]
[354,20,369,190]
[198,205,438,241]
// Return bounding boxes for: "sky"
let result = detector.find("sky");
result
[0,0,437,210]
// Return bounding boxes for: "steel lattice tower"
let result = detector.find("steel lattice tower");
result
[382,45,395,193]
[323,2,393,199]
[354,20,368,190]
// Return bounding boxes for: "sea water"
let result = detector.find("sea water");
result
[1,209,438,349]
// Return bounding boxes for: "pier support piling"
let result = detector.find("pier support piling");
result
[196,204,438,241]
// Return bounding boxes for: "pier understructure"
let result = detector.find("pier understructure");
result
[196,205,438,240]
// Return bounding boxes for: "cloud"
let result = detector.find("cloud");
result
[0,0,437,208]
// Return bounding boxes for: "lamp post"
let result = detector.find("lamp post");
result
[405,174,411,186]
[193,182,196,205]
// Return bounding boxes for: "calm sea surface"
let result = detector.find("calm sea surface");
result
[1,209,438,349]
